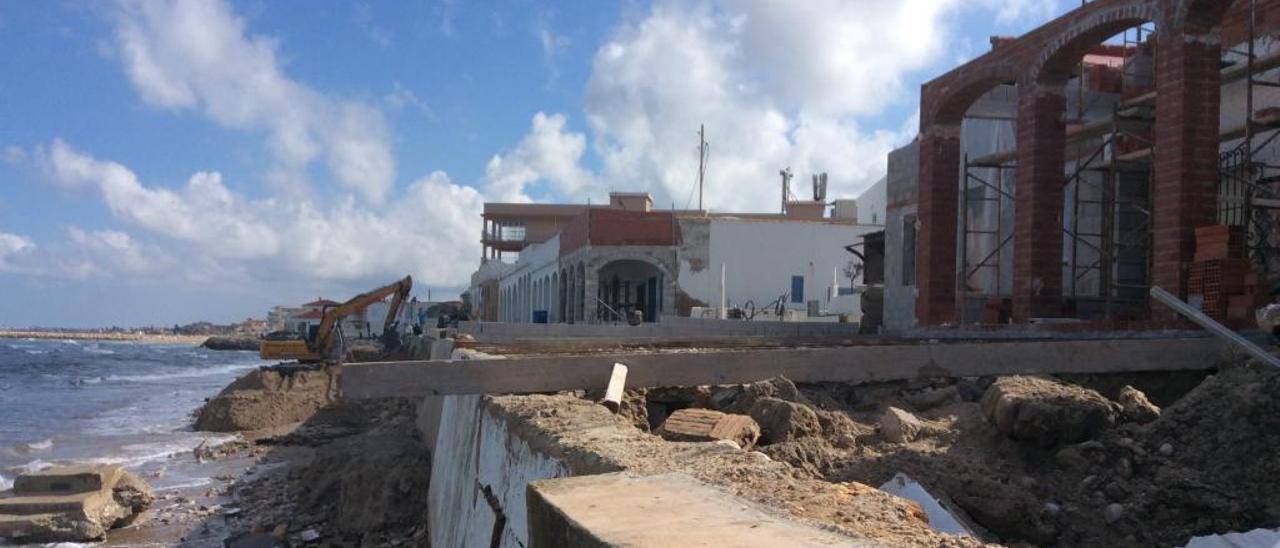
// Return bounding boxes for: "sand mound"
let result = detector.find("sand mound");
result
[195,366,338,432]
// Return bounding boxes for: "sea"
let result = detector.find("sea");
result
[0,338,267,496]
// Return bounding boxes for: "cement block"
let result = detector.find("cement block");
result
[13,464,123,495]
[526,472,869,547]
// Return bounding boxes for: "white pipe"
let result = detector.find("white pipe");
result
[1150,286,1280,369]
[719,263,727,320]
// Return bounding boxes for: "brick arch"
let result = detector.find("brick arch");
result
[925,63,1021,127]
[1029,2,1162,85]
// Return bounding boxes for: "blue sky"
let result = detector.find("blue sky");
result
[0,0,1071,327]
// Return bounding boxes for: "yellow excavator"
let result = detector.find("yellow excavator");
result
[260,275,413,363]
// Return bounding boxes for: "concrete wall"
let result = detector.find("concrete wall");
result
[458,317,861,342]
[885,140,919,332]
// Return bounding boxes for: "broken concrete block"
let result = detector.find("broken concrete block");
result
[1117,385,1160,424]
[657,408,761,449]
[0,465,153,543]
[878,407,927,443]
[749,397,820,444]
[980,376,1118,446]
[13,464,122,495]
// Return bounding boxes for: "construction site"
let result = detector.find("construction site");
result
[5,0,1280,547]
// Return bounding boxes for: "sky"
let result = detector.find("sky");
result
[0,0,1074,328]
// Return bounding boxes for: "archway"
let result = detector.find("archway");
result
[597,259,666,323]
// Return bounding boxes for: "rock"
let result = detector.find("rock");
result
[878,407,927,443]
[656,408,762,449]
[0,465,153,543]
[1104,503,1124,524]
[299,528,320,542]
[902,385,960,410]
[200,336,262,351]
[748,397,821,444]
[1159,442,1174,456]
[1043,502,1062,517]
[1117,385,1161,424]
[712,376,802,414]
[980,376,1119,446]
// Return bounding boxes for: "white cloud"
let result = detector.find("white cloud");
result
[483,112,594,202]
[384,83,432,118]
[111,0,395,204]
[574,0,942,212]
[535,11,571,86]
[31,140,483,287]
[0,227,167,279]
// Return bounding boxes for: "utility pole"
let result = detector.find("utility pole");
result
[696,124,709,211]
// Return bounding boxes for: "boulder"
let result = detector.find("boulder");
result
[0,464,153,543]
[657,408,762,449]
[749,397,820,444]
[200,336,261,351]
[711,376,802,414]
[879,406,927,443]
[1116,385,1160,424]
[980,376,1118,447]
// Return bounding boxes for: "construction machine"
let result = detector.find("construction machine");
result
[260,275,413,363]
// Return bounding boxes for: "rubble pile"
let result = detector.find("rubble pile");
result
[626,362,1280,547]
[195,365,338,432]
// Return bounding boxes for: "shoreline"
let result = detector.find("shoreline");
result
[0,330,209,345]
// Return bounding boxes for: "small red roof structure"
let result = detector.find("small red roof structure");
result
[294,309,325,320]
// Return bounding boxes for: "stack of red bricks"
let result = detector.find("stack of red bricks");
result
[1188,225,1256,325]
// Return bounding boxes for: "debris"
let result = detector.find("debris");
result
[299,528,321,542]
[1182,526,1280,548]
[980,376,1118,446]
[878,473,973,536]
[656,408,761,449]
[1159,442,1174,456]
[1117,385,1161,424]
[902,386,960,411]
[878,407,926,443]
[600,363,629,413]
[1151,285,1280,369]
[1104,503,1124,524]
[748,397,820,443]
[0,464,154,543]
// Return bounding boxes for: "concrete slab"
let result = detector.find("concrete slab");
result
[344,337,1227,398]
[526,472,878,547]
[0,490,109,515]
[13,464,123,495]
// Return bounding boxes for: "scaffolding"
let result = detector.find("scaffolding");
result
[959,27,1156,323]
[1220,0,1280,278]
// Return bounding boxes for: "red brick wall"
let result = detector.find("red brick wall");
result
[559,209,679,256]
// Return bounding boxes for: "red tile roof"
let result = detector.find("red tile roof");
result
[294,309,325,320]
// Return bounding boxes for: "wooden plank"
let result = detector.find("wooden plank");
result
[340,338,1228,398]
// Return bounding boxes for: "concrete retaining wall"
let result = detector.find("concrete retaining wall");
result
[458,317,861,341]
[428,394,580,548]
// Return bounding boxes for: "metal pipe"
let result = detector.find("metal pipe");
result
[1149,286,1280,369]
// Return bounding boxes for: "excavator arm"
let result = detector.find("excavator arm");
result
[260,275,413,363]
[311,275,413,359]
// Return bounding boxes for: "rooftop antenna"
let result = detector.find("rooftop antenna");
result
[812,172,828,202]
[779,167,793,213]
[696,124,709,211]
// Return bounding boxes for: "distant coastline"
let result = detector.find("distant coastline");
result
[0,330,208,345]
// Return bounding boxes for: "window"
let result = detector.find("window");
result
[791,275,804,303]
[903,214,917,286]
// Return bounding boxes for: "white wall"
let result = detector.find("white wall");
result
[678,219,879,317]
[855,177,887,226]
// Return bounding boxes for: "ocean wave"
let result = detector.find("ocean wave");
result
[21,439,53,452]
[106,362,257,383]
[0,472,9,491]
[25,349,48,355]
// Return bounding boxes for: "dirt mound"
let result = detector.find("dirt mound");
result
[981,376,1118,446]
[194,366,338,432]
